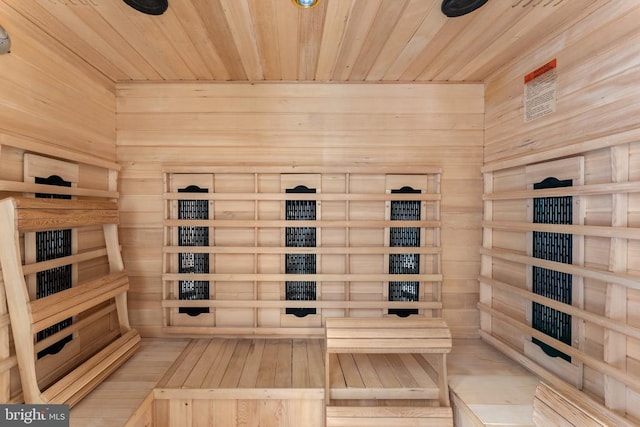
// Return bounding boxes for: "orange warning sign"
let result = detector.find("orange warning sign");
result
[524,59,557,83]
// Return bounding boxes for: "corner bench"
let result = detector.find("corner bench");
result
[325,317,453,426]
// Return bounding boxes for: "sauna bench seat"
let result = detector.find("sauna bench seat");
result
[325,317,453,427]
[154,338,325,397]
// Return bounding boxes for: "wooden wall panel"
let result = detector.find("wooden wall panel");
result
[116,82,484,338]
[0,2,116,163]
[483,2,640,422]
[0,3,117,405]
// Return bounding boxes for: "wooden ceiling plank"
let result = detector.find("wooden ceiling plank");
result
[93,1,193,80]
[189,0,247,80]
[219,0,264,81]
[451,0,605,82]
[381,4,448,81]
[166,0,231,80]
[315,0,354,81]
[331,0,384,81]
[153,4,215,80]
[398,14,472,81]
[276,0,300,81]
[298,0,328,81]
[0,2,114,106]
[248,0,281,80]
[6,0,131,82]
[366,0,436,81]
[348,0,410,81]
[424,1,520,81]
[0,0,119,87]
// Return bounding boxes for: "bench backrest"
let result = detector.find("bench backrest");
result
[0,197,139,405]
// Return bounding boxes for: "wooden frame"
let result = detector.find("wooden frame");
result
[324,317,453,426]
[162,166,443,336]
[0,197,140,406]
[480,143,640,416]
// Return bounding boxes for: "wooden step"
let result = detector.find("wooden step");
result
[326,406,453,427]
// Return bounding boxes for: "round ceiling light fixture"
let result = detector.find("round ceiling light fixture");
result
[441,0,489,17]
[291,0,321,9]
[123,0,168,15]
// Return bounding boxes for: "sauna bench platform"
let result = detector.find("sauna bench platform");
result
[154,338,325,399]
[70,338,541,426]
[152,338,443,402]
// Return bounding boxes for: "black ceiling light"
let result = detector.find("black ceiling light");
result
[441,0,489,17]
[123,0,168,16]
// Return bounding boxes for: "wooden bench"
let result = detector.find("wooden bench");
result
[0,197,140,407]
[325,317,453,426]
[533,382,636,427]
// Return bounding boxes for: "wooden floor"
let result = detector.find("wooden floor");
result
[69,337,540,426]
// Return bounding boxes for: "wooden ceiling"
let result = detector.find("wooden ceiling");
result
[5,0,607,83]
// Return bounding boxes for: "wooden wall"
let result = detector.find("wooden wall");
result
[482,1,640,421]
[116,82,484,339]
[0,1,117,404]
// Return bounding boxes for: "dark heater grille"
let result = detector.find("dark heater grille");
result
[178,185,209,316]
[35,175,73,359]
[389,186,420,317]
[532,177,573,362]
[285,185,316,317]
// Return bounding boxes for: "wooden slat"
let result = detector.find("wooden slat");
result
[327,339,451,354]
[533,382,625,427]
[327,406,452,426]
[162,164,443,174]
[478,304,640,394]
[482,247,640,290]
[162,245,441,255]
[33,304,116,354]
[164,219,440,228]
[41,330,140,404]
[0,180,118,199]
[483,220,640,240]
[13,197,117,211]
[162,273,443,282]
[483,181,640,200]
[164,192,440,201]
[326,317,448,329]
[327,328,450,339]
[12,198,118,232]
[161,300,442,310]
[479,276,640,341]
[23,248,108,276]
[30,272,129,333]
